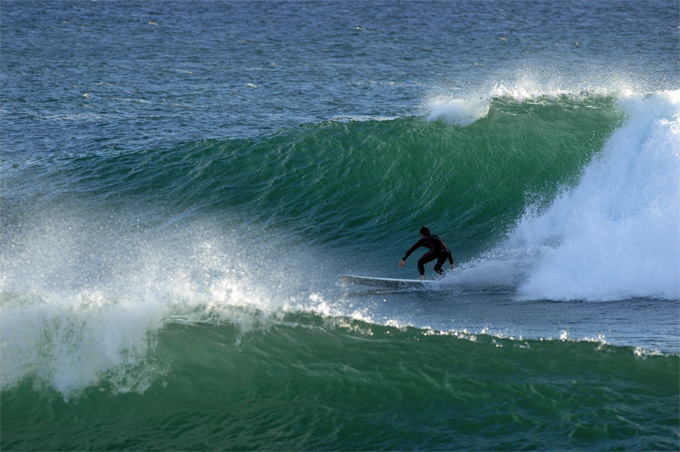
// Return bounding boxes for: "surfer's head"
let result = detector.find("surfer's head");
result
[420,226,430,237]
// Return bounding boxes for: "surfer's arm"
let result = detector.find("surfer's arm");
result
[402,239,425,261]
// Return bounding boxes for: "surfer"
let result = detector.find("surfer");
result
[399,226,454,280]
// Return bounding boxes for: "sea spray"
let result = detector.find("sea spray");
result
[426,97,490,126]
[508,91,680,301]
[0,214,336,398]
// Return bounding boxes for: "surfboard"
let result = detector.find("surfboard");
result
[338,275,436,289]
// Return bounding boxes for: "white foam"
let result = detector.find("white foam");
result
[426,97,490,126]
[509,91,680,300]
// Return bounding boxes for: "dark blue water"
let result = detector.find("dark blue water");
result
[3,0,676,152]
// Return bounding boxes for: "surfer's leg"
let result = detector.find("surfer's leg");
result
[434,253,448,274]
[417,252,437,276]
[417,259,425,275]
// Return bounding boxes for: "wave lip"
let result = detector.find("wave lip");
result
[426,97,490,126]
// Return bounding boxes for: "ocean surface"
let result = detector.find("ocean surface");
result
[1,1,679,450]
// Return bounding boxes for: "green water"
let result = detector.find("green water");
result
[2,317,677,450]
[8,96,621,259]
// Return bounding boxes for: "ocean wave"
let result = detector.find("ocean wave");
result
[1,94,622,250]
[1,313,678,450]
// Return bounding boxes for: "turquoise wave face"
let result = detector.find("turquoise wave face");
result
[3,95,622,259]
[2,316,678,451]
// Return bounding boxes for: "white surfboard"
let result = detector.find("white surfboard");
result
[338,275,436,289]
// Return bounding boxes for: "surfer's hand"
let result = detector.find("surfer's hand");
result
[450,264,455,270]
[398,260,405,268]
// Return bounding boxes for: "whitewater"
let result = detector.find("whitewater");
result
[513,91,680,300]
[443,90,680,301]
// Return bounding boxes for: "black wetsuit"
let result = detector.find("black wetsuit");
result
[402,234,453,276]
